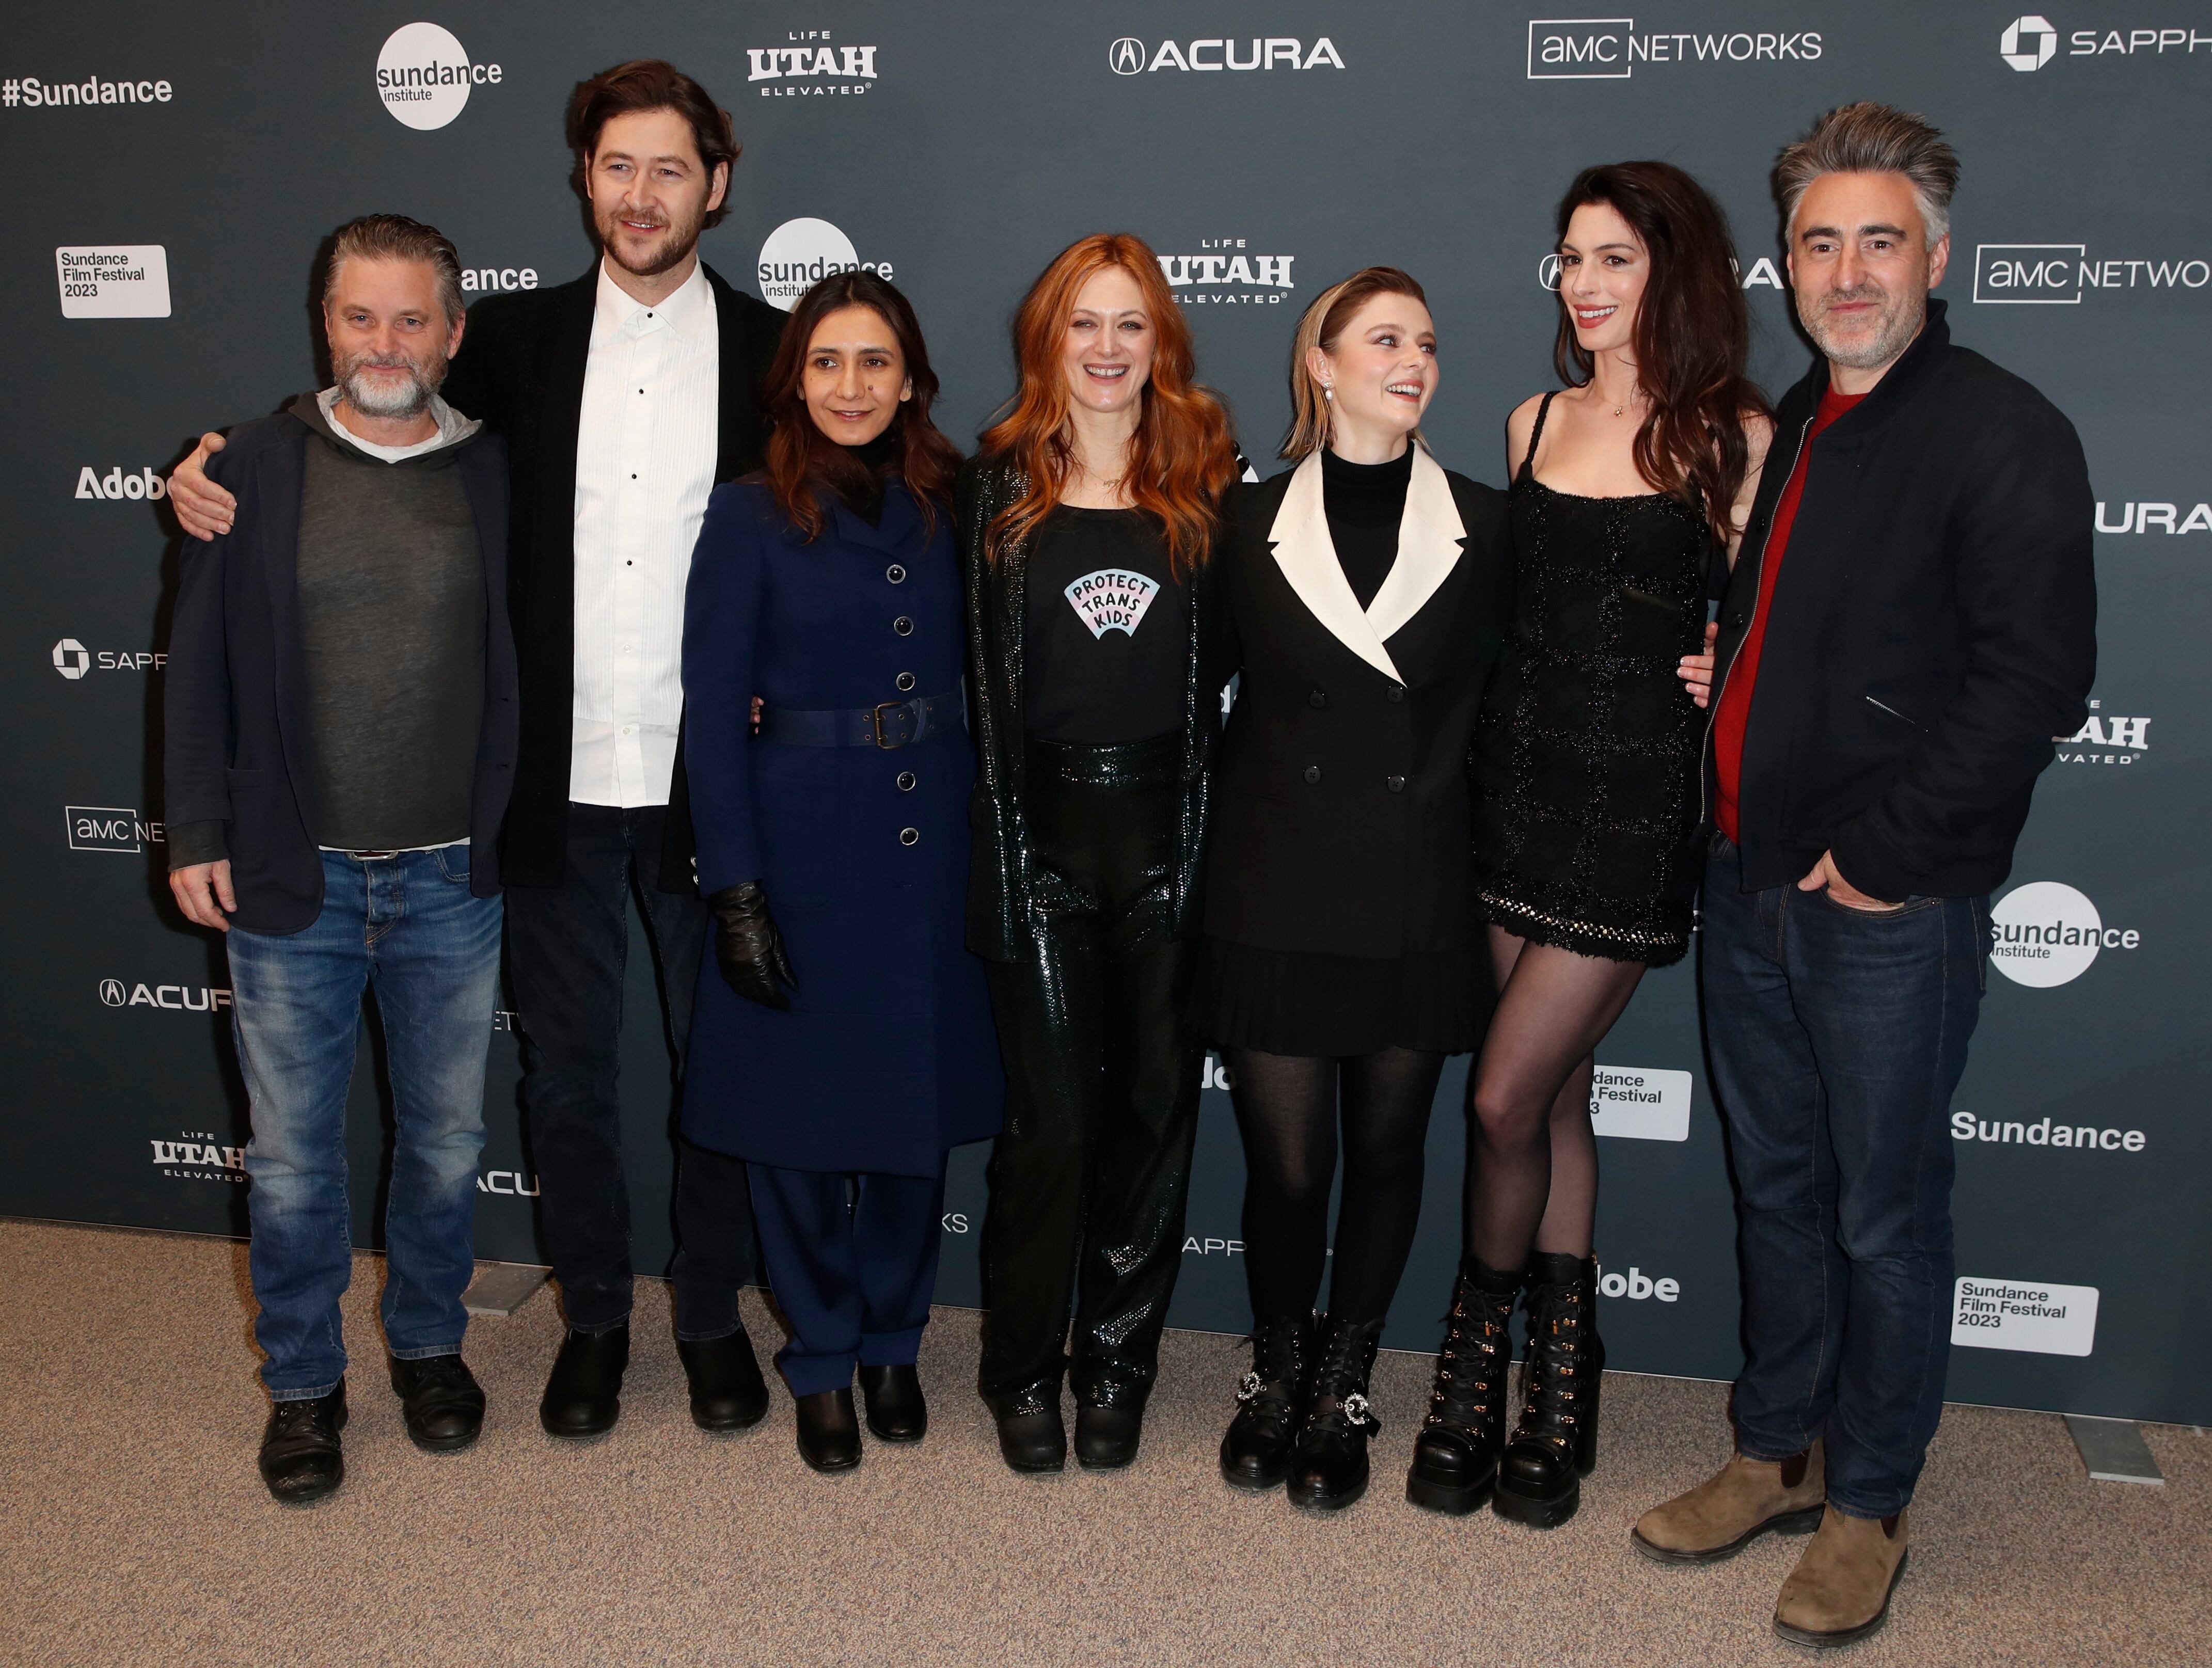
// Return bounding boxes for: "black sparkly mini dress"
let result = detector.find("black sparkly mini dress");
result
[1470,391,1711,967]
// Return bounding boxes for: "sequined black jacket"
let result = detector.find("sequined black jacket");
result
[957,455,1230,962]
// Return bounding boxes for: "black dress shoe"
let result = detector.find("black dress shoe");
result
[1221,1312,1313,1491]
[994,1389,1067,1473]
[540,1323,628,1439]
[1286,1315,1384,1513]
[795,1388,862,1472]
[389,1354,485,1452]
[1074,1402,1144,1469]
[858,1362,927,1443]
[259,1383,347,1505]
[677,1330,770,1432]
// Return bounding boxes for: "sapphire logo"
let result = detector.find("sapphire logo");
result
[52,639,89,679]
[2000,15,2058,70]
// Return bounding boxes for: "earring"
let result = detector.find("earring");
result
[1323,385,1333,402]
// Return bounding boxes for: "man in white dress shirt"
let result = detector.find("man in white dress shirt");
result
[168,61,787,1441]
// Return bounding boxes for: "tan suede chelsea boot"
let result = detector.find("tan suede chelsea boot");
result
[1631,1439,1826,1564]
[1772,1504,1909,1649]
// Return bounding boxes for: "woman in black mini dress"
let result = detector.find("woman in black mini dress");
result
[1405,163,1769,1530]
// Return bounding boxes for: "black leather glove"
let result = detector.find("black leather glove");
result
[706,881,798,1010]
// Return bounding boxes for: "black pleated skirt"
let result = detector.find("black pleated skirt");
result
[1191,936,1486,1057]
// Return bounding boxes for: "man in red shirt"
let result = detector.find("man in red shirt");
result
[1631,105,2095,1651]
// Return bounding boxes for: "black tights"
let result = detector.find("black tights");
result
[1463,926,1646,1272]
[1228,1046,1446,1326]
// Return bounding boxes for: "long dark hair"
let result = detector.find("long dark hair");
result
[759,271,962,542]
[1551,162,1770,543]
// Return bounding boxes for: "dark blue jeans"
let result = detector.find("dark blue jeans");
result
[227,847,501,1400]
[505,802,756,1336]
[1701,833,1990,1518]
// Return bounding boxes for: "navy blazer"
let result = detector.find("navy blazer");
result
[163,413,519,933]
[679,475,1002,1175]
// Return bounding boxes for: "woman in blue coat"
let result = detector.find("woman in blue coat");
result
[681,272,1002,1472]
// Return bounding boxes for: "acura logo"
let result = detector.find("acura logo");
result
[1109,37,1145,75]
[1538,254,1563,291]
[99,979,125,1007]
[2000,14,2057,72]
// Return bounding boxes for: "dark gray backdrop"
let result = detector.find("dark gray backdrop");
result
[5,2,2205,1423]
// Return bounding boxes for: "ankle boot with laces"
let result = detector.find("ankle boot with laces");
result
[1493,1251,1604,1529]
[1220,1311,1314,1491]
[1405,1259,1520,1514]
[1286,1314,1384,1513]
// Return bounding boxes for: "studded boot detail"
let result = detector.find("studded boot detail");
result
[1286,1314,1384,1513]
[1220,1311,1314,1491]
[1405,1258,1521,1515]
[1493,1251,1604,1529]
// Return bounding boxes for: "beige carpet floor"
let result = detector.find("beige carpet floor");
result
[3,1218,2205,1667]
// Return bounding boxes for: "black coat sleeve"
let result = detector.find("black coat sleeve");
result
[164,441,249,864]
[1830,396,2097,900]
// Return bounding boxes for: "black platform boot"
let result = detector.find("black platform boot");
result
[1219,1311,1314,1491]
[1286,1315,1384,1513]
[1405,1259,1520,1515]
[1492,1252,1604,1529]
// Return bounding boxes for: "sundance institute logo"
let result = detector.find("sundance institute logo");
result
[375,22,502,131]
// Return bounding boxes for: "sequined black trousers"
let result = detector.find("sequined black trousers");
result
[978,733,1203,1411]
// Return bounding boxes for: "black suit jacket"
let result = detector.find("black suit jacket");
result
[164,414,518,934]
[443,261,786,889]
[1711,299,2096,899]
[1207,452,1511,958]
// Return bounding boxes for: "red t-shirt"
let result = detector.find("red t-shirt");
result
[1713,386,1866,843]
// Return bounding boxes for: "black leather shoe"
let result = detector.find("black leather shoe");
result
[259,1383,347,1505]
[858,1363,927,1443]
[677,1330,770,1432]
[795,1388,862,1472]
[388,1354,485,1452]
[1407,1261,1519,1515]
[994,1388,1067,1473]
[539,1322,628,1439]
[1221,1312,1313,1491]
[1287,1315,1384,1513]
[1493,1252,1604,1530]
[1074,1402,1144,1469]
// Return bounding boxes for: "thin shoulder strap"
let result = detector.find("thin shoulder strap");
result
[1521,391,1558,479]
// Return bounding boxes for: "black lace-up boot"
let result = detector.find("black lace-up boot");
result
[1405,1259,1521,1514]
[1219,1311,1314,1491]
[1286,1314,1384,1513]
[1493,1252,1604,1529]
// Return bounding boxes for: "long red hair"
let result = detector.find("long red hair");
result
[978,233,1238,576]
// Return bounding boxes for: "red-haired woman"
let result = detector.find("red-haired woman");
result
[962,234,1240,1473]
[681,272,1002,1473]
[1200,269,1514,1512]
[1405,163,1768,1530]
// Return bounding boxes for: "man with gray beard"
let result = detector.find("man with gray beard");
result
[165,214,518,1504]
[1631,105,2095,1647]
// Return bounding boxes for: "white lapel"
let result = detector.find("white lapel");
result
[1367,446,1468,645]
[1266,452,1401,681]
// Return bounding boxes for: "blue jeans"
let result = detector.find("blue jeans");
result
[1700,833,1989,1518]
[227,846,502,1400]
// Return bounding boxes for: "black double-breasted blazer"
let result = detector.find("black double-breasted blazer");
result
[443,261,785,889]
[1206,448,1512,959]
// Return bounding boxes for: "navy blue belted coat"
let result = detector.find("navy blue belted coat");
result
[680,475,1003,1177]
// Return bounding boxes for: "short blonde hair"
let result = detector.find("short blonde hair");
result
[1281,266,1429,460]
